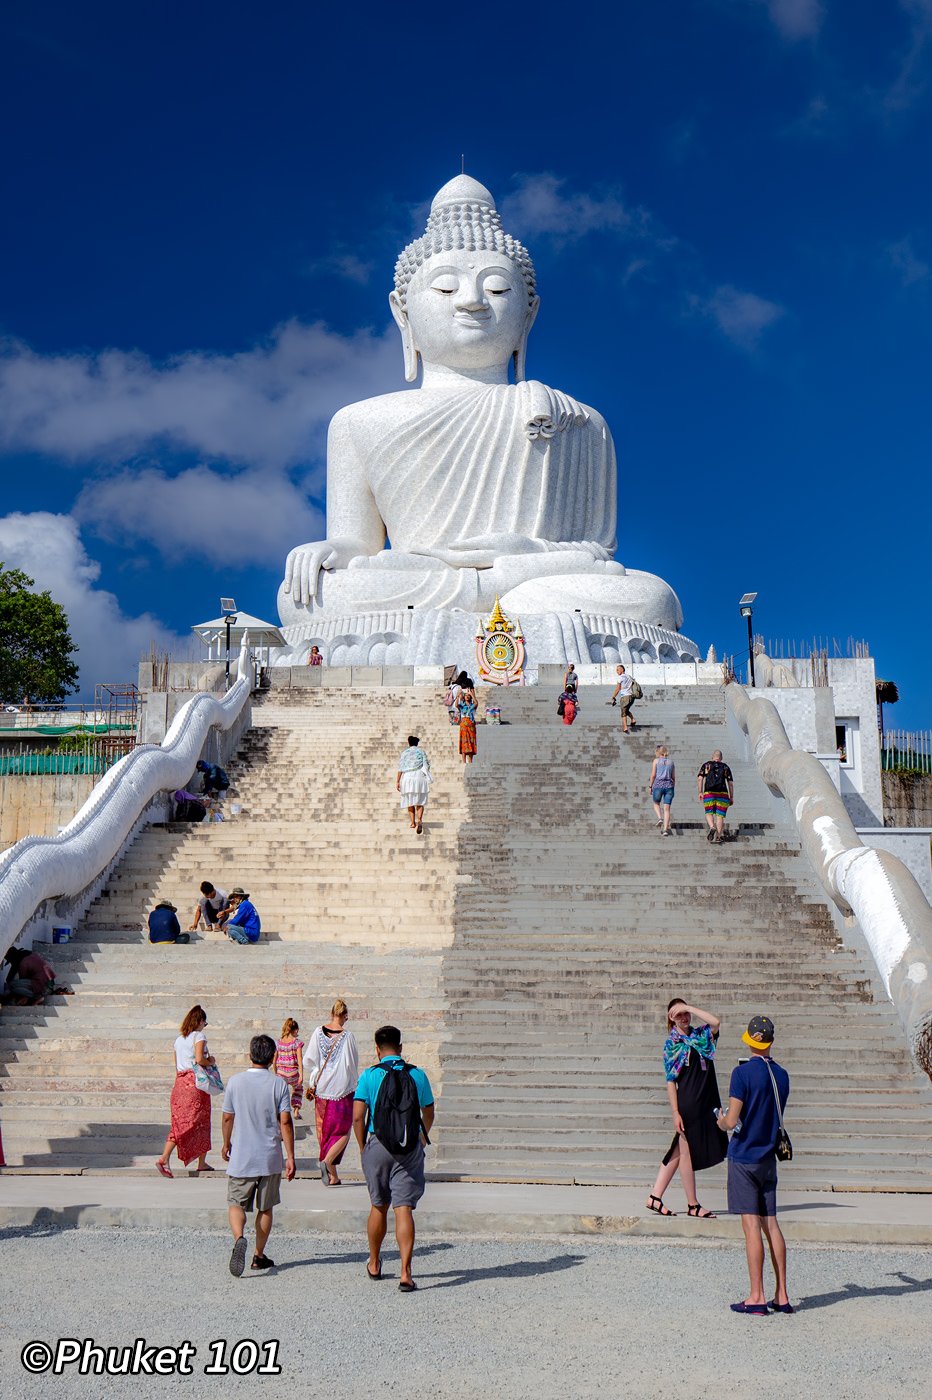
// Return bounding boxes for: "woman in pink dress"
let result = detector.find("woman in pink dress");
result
[273,1018,305,1119]
[304,999,359,1186]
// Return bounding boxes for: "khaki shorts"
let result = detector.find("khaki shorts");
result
[226,1174,281,1212]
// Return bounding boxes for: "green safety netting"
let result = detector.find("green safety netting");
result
[0,754,109,775]
[0,723,135,737]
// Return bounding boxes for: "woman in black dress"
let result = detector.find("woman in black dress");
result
[645,997,728,1218]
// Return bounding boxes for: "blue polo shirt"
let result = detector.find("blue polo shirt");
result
[728,1055,790,1164]
[226,899,261,942]
[354,1055,434,1137]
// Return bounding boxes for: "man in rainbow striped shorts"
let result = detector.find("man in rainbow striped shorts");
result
[697,750,734,844]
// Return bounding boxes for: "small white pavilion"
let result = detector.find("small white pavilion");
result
[191,612,286,671]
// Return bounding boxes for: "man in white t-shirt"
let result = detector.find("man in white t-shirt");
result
[221,1034,295,1277]
[610,664,637,733]
[189,881,228,933]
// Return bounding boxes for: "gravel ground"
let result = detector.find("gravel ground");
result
[2,1225,931,1399]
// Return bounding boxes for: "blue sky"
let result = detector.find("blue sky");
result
[0,0,929,726]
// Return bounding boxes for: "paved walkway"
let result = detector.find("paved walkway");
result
[3,1227,931,1399]
[2,1174,931,1245]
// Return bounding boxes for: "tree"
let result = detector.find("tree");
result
[0,564,79,704]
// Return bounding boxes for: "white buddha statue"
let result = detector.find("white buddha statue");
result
[277,174,697,667]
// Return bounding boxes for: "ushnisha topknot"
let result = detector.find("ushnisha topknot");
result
[393,173,536,310]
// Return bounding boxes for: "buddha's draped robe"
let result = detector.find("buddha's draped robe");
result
[366,381,616,557]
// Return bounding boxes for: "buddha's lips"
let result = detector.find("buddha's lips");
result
[453,313,491,327]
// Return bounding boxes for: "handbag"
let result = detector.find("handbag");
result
[194,1062,224,1095]
[306,1031,342,1101]
[765,1060,793,1162]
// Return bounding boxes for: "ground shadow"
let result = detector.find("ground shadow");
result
[275,1240,454,1273]
[419,1251,587,1290]
[777,1201,853,1212]
[799,1272,932,1311]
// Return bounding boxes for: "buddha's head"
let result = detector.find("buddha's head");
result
[391,175,540,383]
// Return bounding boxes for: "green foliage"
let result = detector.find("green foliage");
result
[0,564,79,704]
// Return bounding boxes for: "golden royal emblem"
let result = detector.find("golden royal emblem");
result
[475,597,526,686]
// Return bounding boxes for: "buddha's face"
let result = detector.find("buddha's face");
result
[398,250,534,372]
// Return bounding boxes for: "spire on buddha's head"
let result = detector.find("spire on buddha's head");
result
[394,172,537,309]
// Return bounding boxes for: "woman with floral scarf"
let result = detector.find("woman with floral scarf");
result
[645,997,728,1218]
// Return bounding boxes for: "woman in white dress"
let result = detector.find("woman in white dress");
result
[303,999,360,1185]
[396,735,432,835]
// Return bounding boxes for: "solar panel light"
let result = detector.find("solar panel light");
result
[738,591,757,618]
[220,597,237,616]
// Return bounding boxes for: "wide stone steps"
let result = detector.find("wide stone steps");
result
[3,683,931,1183]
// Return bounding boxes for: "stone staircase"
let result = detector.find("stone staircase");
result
[2,683,931,1189]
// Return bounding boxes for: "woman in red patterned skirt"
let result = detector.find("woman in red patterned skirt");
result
[155,1004,215,1177]
[458,680,478,764]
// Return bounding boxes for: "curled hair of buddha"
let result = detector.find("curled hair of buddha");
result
[394,181,536,310]
[180,1004,206,1036]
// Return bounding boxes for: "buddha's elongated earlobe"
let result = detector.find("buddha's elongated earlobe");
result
[389,290,419,383]
[512,296,540,384]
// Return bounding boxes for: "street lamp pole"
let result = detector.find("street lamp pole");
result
[220,597,237,691]
[738,593,758,688]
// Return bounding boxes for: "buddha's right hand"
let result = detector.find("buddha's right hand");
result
[283,539,357,605]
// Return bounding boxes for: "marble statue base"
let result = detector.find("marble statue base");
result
[276,608,700,672]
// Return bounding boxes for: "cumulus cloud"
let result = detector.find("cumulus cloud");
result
[76,465,325,569]
[0,319,399,470]
[755,0,824,40]
[886,236,930,285]
[0,513,190,693]
[500,174,649,244]
[690,284,785,349]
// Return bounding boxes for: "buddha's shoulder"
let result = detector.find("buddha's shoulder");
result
[329,391,419,435]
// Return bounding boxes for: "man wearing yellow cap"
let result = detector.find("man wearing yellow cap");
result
[716,1015,792,1316]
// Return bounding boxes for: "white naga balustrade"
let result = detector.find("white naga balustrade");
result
[0,644,253,961]
[727,678,932,1080]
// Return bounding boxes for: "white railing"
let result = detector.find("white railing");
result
[0,644,254,961]
[727,677,932,1081]
[882,730,932,775]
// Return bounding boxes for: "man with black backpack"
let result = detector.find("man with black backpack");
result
[353,1025,435,1293]
[697,749,734,844]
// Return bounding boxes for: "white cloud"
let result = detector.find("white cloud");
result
[0,319,399,470]
[885,0,932,112]
[886,236,930,285]
[756,0,824,40]
[76,465,325,569]
[305,252,374,285]
[691,284,785,349]
[500,174,646,243]
[0,513,190,694]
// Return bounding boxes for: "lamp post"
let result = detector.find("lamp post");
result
[221,597,237,689]
[738,592,758,688]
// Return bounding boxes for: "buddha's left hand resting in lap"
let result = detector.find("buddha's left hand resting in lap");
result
[278,175,681,631]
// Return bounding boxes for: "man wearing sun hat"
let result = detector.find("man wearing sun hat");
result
[223,888,262,944]
[716,1015,792,1316]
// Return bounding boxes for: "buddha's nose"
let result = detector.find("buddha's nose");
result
[454,281,486,312]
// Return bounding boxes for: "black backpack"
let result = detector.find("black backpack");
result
[372,1061,428,1156]
[703,760,728,792]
